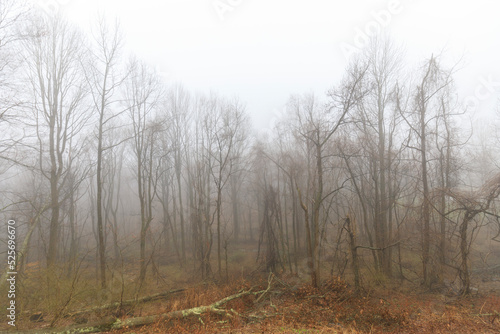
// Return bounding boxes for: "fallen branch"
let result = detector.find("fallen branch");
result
[22,287,265,333]
[65,288,185,318]
[19,275,279,333]
[255,272,274,304]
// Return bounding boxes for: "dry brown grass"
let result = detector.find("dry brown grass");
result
[103,276,500,333]
[3,245,500,333]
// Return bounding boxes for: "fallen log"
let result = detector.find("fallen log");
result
[17,288,258,333]
[16,274,277,333]
[65,288,185,318]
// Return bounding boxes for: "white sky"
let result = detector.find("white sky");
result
[35,0,500,132]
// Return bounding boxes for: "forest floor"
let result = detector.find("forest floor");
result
[101,276,500,334]
[5,273,499,334]
[3,241,500,333]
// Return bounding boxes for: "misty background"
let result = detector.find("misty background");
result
[1,0,500,330]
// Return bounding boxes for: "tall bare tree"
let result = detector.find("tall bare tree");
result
[209,98,248,278]
[124,59,163,285]
[354,38,404,277]
[166,84,191,263]
[83,17,126,289]
[23,16,88,267]
[399,55,453,286]
[190,94,218,278]
[292,61,367,287]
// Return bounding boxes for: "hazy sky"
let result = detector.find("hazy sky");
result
[35,0,500,133]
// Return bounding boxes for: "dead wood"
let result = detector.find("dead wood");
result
[16,286,273,333]
[64,288,185,318]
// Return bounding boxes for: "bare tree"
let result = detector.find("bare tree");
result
[443,174,500,295]
[208,98,248,278]
[83,17,126,289]
[0,0,30,121]
[124,59,163,286]
[398,54,454,286]
[190,94,218,278]
[103,138,125,263]
[354,38,404,277]
[433,91,465,282]
[257,185,282,272]
[23,16,88,267]
[166,84,191,263]
[0,0,32,169]
[291,61,367,287]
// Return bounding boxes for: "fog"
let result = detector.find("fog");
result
[1,1,500,332]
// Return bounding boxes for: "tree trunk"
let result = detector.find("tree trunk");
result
[312,141,323,287]
[96,120,106,289]
[346,215,360,293]
[420,91,431,287]
[297,184,317,288]
[231,172,240,240]
[175,155,186,262]
[459,213,472,295]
